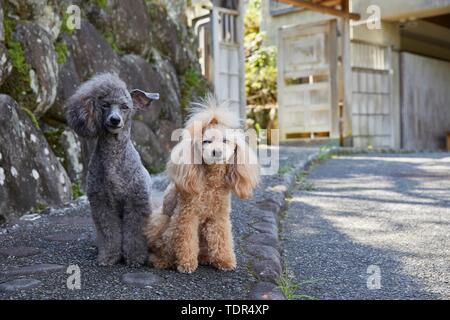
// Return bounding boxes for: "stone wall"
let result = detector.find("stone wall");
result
[0,0,209,222]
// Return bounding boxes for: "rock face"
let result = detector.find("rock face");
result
[0,0,207,222]
[0,95,72,222]
[108,0,152,56]
[0,42,12,86]
[14,22,59,116]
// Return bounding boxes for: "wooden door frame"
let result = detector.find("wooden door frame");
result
[277,19,339,141]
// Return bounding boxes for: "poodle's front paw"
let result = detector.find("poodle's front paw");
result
[212,256,237,271]
[97,253,121,266]
[198,254,210,266]
[148,254,172,269]
[176,260,198,273]
[124,254,146,268]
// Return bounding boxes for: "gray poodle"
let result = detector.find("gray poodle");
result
[65,73,158,266]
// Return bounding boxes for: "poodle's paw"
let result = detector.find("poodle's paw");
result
[198,254,210,266]
[211,256,237,271]
[97,254,121,266]
[125,258,145,267]
[124,254,147,268]
[148,254,172,269]
[176,260,198,274]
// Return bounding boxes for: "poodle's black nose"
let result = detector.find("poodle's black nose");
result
[212,149,222,157]
[109,115,121,126]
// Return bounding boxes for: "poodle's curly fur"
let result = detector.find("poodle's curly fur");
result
[145,96,260,273]
[65,73,157,266]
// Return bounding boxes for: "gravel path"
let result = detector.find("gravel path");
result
[0,146,318,300]
[283,153,450,300]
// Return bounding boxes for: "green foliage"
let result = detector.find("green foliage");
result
[96,0,108,9]
[244,0,277,106]
[104,31,123,55]
[55,40,68,65]
[1,15,33,106]
[33,202,48,213]
[180,67,208,110]
[7,40,29,76]
[146,164,166,175]
[278,165,293,174]
[44,127,65,164]
[72,180,84,199]
[21,107,40,130]
[3,16,30,77]
[277,272,318,300]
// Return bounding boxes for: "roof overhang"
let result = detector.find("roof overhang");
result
[276,0,361,20]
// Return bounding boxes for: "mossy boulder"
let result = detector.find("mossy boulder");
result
[0,0,210,220]
[0,94,72,223]
[1,21,59,117]
[108,0,152,56]
[146,1,199,75]
[45,52,80,122]
[63,18,122,80]
[0,42,12,86]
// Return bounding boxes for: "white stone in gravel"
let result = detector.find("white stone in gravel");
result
[0,246,41,258]
[20,213,41,221]
[0,279,42,292]
[1,264,64,276]
[122,272,163,288]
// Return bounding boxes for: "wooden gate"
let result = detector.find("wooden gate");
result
[211,6,245,119]
[277,20,338,141]
[351,40,393,148]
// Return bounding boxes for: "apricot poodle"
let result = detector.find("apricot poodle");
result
[145,96,260,273]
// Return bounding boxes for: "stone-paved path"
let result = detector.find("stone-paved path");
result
[283,153,450,300]
[0,146,319,300]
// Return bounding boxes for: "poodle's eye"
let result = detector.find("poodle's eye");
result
[101,102,110,109]
[202,140,212,144]
[223,139,229,144]
[120,104,130,110]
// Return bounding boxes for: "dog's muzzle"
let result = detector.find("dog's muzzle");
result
[106,114,124,129]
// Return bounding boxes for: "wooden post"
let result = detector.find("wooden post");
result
[237,0,246,124]
[341,0,353,146]
[447,132,450,152]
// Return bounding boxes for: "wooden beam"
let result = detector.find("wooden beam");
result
[278,0,361,20]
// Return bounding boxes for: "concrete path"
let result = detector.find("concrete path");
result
[0,146,319,300]
[283,153,450,299]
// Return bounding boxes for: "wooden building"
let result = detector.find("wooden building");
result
[188,0,247,120]
[262,0,450,150]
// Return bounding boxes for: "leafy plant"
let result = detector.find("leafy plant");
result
[146,165,166,175]
[277,272,318,300]
[180,67,208,111]
[72,180,84,199]
[244,0,277,106]
[1,14,33,107]
[55,40,68,65]
[33,202,48,213]
[21,107,40,130]
[278,165,293,174]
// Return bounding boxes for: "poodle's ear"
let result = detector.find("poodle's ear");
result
[130,89,159,110]
[167,136,205,194]
[227,133,260,199]
[65,93,102,138]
